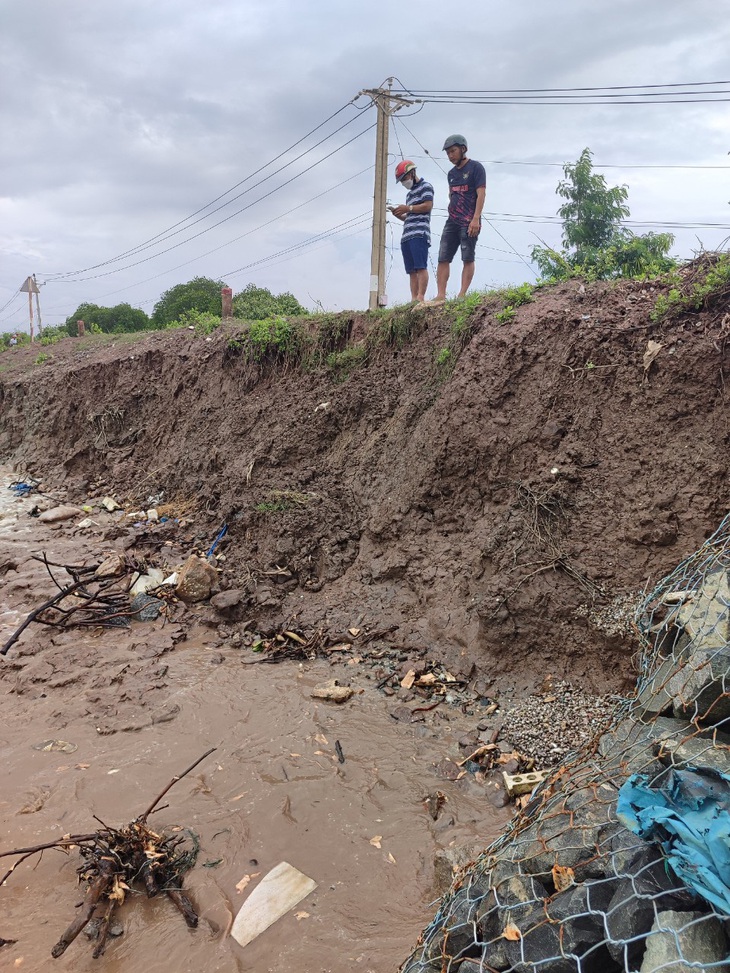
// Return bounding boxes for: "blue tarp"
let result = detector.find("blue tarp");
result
[617,766,730,914]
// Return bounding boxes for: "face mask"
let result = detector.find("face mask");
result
[402,178,414,191]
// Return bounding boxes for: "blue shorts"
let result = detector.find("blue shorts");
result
[438,218,477,264]
[401,236,429,274]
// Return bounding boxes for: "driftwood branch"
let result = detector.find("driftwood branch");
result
[140,747,217,822]
[1,579,88,655]
[51,858,116,958]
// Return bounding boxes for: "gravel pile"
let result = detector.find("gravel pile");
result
[501,680,619,767]
[574,591,643,638]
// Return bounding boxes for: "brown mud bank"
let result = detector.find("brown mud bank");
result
[0,475,512,972]
[1,277,729,692]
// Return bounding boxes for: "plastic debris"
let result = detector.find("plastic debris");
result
[230,862,317,949]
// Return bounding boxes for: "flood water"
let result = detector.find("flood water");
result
[0,471,509,973]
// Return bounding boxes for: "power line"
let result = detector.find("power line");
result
[44,102,373,280]
[42,216,374,321]
[399,80,730,94]
[221,212,371,279]
[80,166,376,304]
[400,81,730,105]
[431,207,730,230]
[46,122,377,283]
[484,160,730,170]
[409,96,730,106]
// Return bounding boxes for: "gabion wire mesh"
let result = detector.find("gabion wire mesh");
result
[401,516,730,972]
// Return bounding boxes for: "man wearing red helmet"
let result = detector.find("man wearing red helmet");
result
[431,135,486,304]
[390,160,434,304]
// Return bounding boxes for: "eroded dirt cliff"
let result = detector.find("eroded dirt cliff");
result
[2,276,728,693]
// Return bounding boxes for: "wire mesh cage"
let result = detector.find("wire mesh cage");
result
[400,516,730,972]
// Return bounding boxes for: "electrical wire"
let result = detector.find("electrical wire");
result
[406,154,730,171]
[78,166,376,303]
[430,206,730,230]
[401,81,730,105]
[0,296,28,325]
[403,80,730,93]
[44,102,374,279]
[220,212,372,279]
[46,122,377,283]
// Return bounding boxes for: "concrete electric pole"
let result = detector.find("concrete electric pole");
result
[360,80,415,310]
[19,275,40,342]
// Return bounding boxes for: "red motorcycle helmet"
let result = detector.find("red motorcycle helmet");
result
[395,160,417,183]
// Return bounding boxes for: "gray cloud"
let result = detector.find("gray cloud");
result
[1,0,729,325]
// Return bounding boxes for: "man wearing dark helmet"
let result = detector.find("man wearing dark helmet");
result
[430,135,486,304]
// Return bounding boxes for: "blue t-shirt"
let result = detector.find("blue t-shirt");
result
[402,179,434,244]
[447,159,486,226]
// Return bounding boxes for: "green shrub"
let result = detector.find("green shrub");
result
[246,315,305,362]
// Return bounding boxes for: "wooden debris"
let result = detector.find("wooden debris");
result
[0,748,216,959]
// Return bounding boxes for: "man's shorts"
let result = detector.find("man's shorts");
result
[438,218,478,264]
[401,235,429,274]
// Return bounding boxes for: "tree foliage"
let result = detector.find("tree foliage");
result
[64,302,150,336]
[531,148,676,281]
[232,283,308,321]
[152,277,227,328]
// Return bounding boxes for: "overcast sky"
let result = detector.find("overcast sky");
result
[1,0,729,329]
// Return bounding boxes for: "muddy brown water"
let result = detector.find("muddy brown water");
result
[0,472,510,973]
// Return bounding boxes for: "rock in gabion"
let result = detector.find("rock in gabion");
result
[400,516,730,973]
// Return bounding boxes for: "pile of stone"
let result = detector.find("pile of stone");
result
[401,564,730,973]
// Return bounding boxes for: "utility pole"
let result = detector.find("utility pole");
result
[19,276,40,342]
[360,80,415,310]
[32,274,42,336]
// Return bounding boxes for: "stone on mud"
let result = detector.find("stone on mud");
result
[210,589,245,613]
[175,554,218,602]
[310,679,354,703]
[94,552,126,579]
[38,505,81,523]
[130,592,164,621]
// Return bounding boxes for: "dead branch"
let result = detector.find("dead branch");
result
[1,579,88,655]
[0,750,215,959]
[51,858,116,958]
[140,747,217,822]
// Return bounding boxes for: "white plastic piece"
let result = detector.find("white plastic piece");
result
[231,862,317,949]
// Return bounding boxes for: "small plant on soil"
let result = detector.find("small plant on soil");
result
[435,347,452,368]
[365,306,420,349]
[245,315,306,363]
[254,489,311,513]
[495,306,516,324]
[39,325,68,346]
[326,345,367,377]
[650,253,730,321]
[33,351,52,365]
[446,291,484,338]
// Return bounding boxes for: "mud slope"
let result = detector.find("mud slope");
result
[1,278,728,691]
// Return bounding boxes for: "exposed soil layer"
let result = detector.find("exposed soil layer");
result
[2,275,729,695]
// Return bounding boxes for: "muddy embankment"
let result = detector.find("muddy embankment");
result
[1,277,729,693]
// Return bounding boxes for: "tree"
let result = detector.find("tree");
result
[531,148,676,280]
[232,283,308,320]
[64,302,150,335]
[152,277,227,328]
